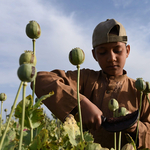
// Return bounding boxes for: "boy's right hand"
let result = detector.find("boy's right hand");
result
[80,97,103,130]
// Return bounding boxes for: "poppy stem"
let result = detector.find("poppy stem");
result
[19,82,27,150]
[32,39,36,101]
[0,82,23,149]
[135,91,143,145]
[113,111,116,150]
[118,131,122,150]
[77,65,84,142]
[0,101,3,136]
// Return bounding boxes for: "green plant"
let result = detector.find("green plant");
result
[135,78,146,146]
[144,81,150,104]
[69,47,85,142]
[0,93,7,136]
[108,98,119,150]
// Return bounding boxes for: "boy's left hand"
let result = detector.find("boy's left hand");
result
[126,122,137,133]
[125,110,137,133]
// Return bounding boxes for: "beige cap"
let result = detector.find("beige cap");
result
[92,19,127,48]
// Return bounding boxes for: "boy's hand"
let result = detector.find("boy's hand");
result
[80,97,103,130]
[125,110,137,133]
[126,122,137,133]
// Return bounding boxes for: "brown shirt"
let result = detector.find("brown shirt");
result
[34,69,150,149]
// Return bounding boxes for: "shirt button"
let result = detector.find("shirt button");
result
[106,90,110,94]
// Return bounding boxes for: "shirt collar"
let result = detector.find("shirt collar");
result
[101,70,127,82]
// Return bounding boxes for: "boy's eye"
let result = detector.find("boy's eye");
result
[97,49,106,55]
[113,49,122,54]
[98,51,106,55]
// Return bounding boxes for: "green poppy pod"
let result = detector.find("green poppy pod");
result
[19,50,37,66]
[35,97,38,103]
[135,78,146,91]
[4,109,7,112]
[0,93,7,101]
[143,81,150,94]
[69,47,85,65]
[115,107,129,117]
[17,63,37,82]
[108,98,119,112]
[26,20,41,39]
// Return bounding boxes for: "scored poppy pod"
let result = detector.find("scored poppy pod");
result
[26,20,41,39]
[115,107,129,117]
[17,63,37,82]
[19,50,37,66]
[0,93,7,101]
[108,98,119,112]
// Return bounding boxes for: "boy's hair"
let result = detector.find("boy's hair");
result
[92,19,127,48]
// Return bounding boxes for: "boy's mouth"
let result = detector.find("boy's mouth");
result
[107,65,119,69]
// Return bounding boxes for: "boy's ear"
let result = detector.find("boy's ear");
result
[126,44,130,58]
[92,49,97,61]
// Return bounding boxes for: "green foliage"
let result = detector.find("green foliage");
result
[1,129,16,150]
[1,95,146,150]
[0,96,108,150]
[14,92,54,130]
[29,129,49,150]
[14,95,44,129]
[63,114,80,146]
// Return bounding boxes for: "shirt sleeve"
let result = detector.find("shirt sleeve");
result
[33,69,87,122]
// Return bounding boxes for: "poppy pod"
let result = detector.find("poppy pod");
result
[0,93,7,101]
[26,20,41,39]
[143,81,150,94]
[108,98,119,112]
[115,107,129,117]
[135,78,146,91]
[17,63,37,82]
[19,50,37,66]
[69,47,85,66]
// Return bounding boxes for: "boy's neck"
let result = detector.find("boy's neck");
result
[102,70,127,79]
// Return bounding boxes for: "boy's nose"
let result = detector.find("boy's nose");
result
[107,52,117,62]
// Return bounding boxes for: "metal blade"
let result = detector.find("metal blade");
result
[101,110,139,132]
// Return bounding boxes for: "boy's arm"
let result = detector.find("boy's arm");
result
[32,70,80,122]
[80,97,103,130]
[32,69,103,130]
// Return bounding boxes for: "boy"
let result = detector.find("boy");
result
[33,19,150,149]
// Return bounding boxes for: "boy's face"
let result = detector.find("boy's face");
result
[92,42,130,76]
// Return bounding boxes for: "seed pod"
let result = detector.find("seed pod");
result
[115,107,129,117]
[19,50,37,66]
[0,93,7,101]
[17,63,37,82]
[4,109,7,112]
[108,98,119,112]
[143,81,150,94]
[69,47,85,65]
[135,78,146,91]
[35,97,38,103]
[26,20,41,39]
